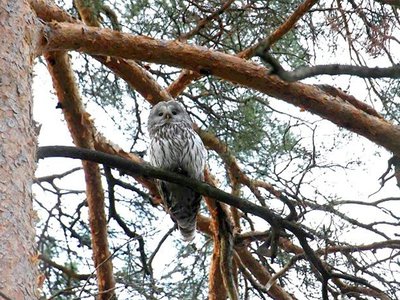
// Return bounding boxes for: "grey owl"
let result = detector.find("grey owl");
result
[148,101,207,241]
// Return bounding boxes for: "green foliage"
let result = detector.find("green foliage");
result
[33,0,400,299]
[208,95,298,161]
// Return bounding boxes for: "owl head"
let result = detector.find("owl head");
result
[148,100,192,132]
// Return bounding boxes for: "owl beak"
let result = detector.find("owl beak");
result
[165,113,172,120]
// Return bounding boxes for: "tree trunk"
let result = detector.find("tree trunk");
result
[0,0,39,298]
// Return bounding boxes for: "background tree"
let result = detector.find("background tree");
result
[1,0,400,299]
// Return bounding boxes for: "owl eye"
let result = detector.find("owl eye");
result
[158,112,163,117]
[171,110,177,115]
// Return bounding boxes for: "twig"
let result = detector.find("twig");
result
[265,255,300,291]
[37,145,331,283]
[104,166,150,275]
[179,0,235,41]
[148,224,176,273]
[264,62,400,81]
[39,254,91,280]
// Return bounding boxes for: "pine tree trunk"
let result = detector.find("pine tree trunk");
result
[0,0,39,298]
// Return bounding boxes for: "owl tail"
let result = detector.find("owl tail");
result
[178,223,196,241]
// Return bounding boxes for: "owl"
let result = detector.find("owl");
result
[147,100,207,241]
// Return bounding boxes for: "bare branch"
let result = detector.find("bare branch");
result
[39,254,91,280]
[261,56,400,81]
[37,145,332,282]
[40,22,400,157]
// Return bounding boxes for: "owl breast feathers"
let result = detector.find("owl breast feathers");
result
[147,101,207,241]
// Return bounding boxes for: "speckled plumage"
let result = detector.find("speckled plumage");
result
[148,101,207,241]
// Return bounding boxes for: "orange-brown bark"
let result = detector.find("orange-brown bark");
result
[44,51,116,300]
[0,0,40,298]
[168,0,318,98]
[207,199,228,300]
[317,84,382,119]
[41,22,400,157]
[30,0,77,23]
[167,69,202,98]
[205,169,239,299]
[239,0,318,58]
[235,247,295,300]
[179,0,235,41]
[30,0,170,105]
[204,171,228,299]
[74,0,101,27]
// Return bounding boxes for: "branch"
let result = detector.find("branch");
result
[217,204,239,300]
[265,255,299,291]
[40,22,400,157]
[104,166,150,276]
[39,254,91,280]
[37,146,281,227]
[30,0,170,104]
[167,0,318,97]
[316,84,382,119]
[179,0,235,41]
[234,247,294,299]
[242,0,318,58]
[260,55,400,81]
[37,146,332,282]
[147,225,176,274]
[44,50,116,299]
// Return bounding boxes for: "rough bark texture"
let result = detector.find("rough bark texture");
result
[31,0,171,105]
[205,197,228,300]
[0,0,39,298]
[44,51,116,299]
[41,22,400,157]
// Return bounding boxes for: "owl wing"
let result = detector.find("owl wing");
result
[158,176,202,241]
[149,126,206,241]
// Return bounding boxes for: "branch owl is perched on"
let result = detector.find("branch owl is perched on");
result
[147,101,207,241]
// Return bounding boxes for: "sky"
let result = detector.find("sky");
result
[31,40,400,299]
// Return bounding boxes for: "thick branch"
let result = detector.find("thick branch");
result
[30,0,170,104]
[37,146,281,227]
[40,22,400,157]
[37,146,333,283]
[44,51,116,299]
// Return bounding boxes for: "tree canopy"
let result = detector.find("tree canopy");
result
[8,0,400,299]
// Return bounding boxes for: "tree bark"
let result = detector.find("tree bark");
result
[41,22,400,157]
[0,0,40,298]
[44,51,116,299]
